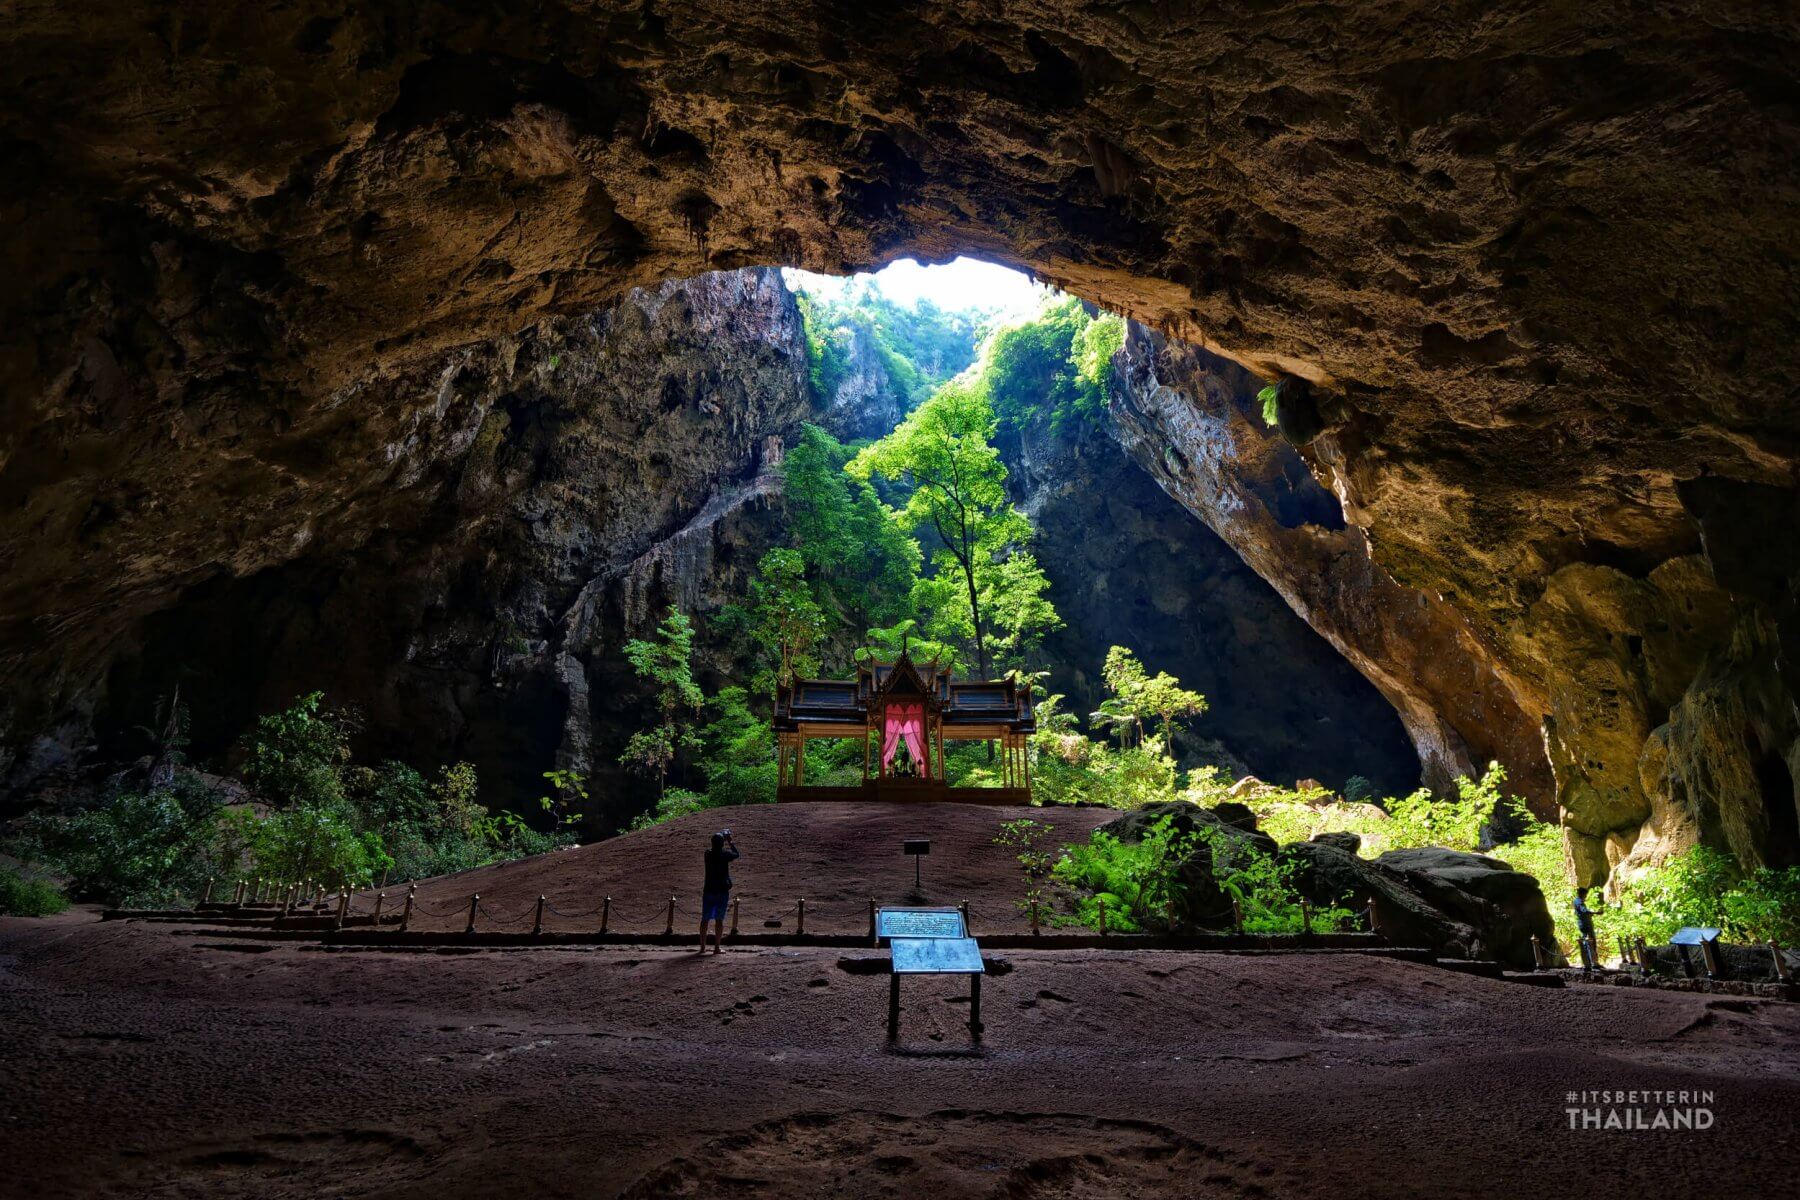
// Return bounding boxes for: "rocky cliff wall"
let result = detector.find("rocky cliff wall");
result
[75,269,813,822]
[1001,412,1420,794]
[1112,326,1800,889]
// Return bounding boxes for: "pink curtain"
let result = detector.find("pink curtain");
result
[881,702,927,775]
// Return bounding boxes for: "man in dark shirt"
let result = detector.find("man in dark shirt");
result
[1572,887,1597,967]
[699,830,740,955]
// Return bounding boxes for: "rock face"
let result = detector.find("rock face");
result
[1108,328,1551,803]
[3,6,1797,878]
[1000,413,1420,793]
[83,269,813,821]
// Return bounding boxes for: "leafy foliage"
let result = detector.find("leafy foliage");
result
[240,691,357,809]
[789,277,984,407]
[779,425,921,639]
[17,774,229,907]
[0,864,68,916]
[1089,646,1207,751]
[993,817,1060,917]
[983,297,1116,436]
[620,607,705,797]
[12,693,570,907]
[850,379,1060,676]
[1257,383,1280,426]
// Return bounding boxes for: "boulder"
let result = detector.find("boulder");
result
[1310,831,1362,854]
[1374,848,1559,968]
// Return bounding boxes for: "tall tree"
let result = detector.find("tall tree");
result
[850,380,1059,678]
[781,424,921,639]
[741,548,828,701]
[619,607,704,798]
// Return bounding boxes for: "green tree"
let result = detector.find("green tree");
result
[240,691,357,809]
[982,296,1115,435]
[781,424,920,636]
[742,548,829,700]
[620,607,705,797]
[850,380,1060,677]
[1090,646,1206,751]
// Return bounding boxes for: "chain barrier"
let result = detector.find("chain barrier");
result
[543,900,608,920]
[476,900,537,927]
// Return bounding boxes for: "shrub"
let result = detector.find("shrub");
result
[1592,847,1800,949]
[19,774,227,907]
[224,800,391,890]
[1342,775,1375,804]
[241,691,358,809]
[993,817,1059,918]
[0,865,68,916]
[1051,815,1204,931]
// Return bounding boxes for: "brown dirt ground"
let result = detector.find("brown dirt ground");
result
[3,804,1797,1198]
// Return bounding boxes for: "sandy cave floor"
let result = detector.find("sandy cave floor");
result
[2,805,1797,1198]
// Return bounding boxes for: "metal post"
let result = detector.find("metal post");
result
[664,896,675,937]
[1097,896,1108,937]
[730,896,739,937]
[970,973,982,1038]
[1231,897,1243,935]
[600,896,610,935]
[1030,896,1040,936]
[314,883,325,908]
[334,890,350,930]
[401,887,415,932]
[466,894,479,935]
[1300,898,1312,935]
[373,892,385,924]
[888,971,901,1041]
[869,898,877,945]
[1530,935,1546,970]
[959,900,970,933]
[1637,936,1652,972]
[1700,936,1723,980]
[797,898,806,936]
[201,878,214,906]
[1771,941,1792,982]
[533,896,545,937]
[282,883,295,917]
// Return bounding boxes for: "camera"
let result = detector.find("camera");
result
[719,828,733,839]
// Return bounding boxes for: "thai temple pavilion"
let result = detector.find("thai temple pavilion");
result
[772,652,1036,804]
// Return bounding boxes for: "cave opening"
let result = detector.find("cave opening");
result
[83,254,1422,830]
[1751,748,1800,868]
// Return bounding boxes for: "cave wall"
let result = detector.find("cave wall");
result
[86,268,814,824]
[4,3,1798,878]
[1000,413,1421,795]
[1108,327,1553,805]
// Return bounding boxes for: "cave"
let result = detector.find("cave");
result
[3,6,1799,1195]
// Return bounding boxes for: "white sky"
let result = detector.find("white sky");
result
[784,256,1051,318]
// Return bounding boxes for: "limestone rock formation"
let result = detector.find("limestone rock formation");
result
[1107,328,1550,802]
[999,409,1420,793]
[2,4,1796,878]
[82,269,813,820]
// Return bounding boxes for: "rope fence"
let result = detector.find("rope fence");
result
[185,879,1397,944]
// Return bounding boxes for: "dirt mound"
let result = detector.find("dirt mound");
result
[383,803,1113,935]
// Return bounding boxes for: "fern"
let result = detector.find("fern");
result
[1257,383,1280,426]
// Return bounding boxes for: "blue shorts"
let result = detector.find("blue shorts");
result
[701,892,731,922]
